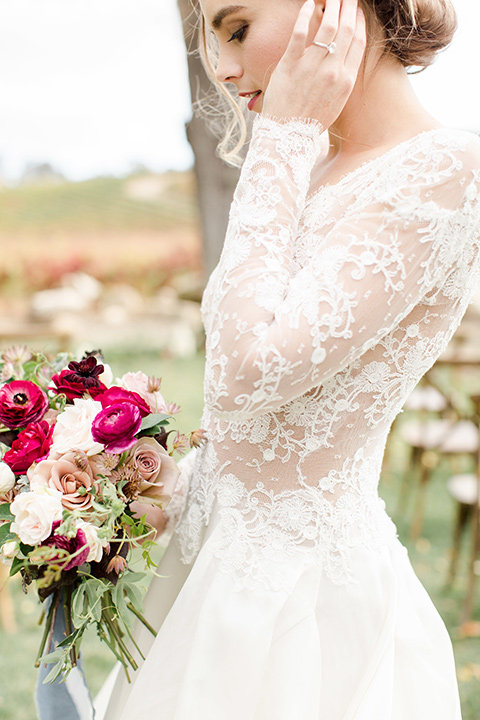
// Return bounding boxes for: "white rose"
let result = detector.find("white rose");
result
[2,540,19,559]
[10,490,63,545]
[50,398,104,457]
[76,520,109,563]
[118,371,167,413]
[0,462,15,493]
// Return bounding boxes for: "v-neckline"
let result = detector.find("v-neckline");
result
[306,127,446,204]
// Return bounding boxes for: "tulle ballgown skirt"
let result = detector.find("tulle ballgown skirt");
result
[97,515,462,720]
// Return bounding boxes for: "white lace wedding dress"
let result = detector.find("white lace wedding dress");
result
[101,117,480,720]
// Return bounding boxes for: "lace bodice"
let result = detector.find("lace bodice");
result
[171,117,480,591]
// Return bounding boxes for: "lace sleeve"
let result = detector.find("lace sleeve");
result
[204,118,480,419]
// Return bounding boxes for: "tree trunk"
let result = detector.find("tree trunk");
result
[176,0,240,279]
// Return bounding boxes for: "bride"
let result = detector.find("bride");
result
[94,0,480,718]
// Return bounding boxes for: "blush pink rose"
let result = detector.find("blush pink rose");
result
[29,452,96,511]
[118,372,167,413]
[10,490,63,545]
[129,437,180,509]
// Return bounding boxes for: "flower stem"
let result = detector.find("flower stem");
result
[35,591,59,668]
[101,592,138,671]
[126,601,157,637]
[64,585,77,668]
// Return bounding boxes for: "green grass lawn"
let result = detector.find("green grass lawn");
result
[0,352,479,718]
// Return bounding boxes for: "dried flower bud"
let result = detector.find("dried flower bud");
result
[73,451,89,472]
[189,428,207,448]
[147,376,162,393]
[172,432,189,455]
[165,402,180,416]
[106,554,127,575]
[2,346,32,366]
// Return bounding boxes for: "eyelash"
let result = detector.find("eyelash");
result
[228,25,248,43]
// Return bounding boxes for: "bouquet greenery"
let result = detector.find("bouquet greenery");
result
[0,347,203,683]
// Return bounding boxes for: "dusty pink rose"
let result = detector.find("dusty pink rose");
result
[29,452,96,511]
[129,437,180,509]
[0,380,48,429]
[4,420,54,474]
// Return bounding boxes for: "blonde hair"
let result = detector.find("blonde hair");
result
[197,0,457,166]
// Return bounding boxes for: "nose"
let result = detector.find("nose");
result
[215,47,243,84]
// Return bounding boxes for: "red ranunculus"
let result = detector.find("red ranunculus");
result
[0,381,48,430]
[3,420,54,474]
[100,387,150,417]
[50,356,107,402]
[42,521,89,571]
[91,403,142,454]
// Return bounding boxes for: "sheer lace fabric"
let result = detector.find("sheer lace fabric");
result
[170,117,480,591]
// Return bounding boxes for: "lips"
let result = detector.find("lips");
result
[239,90,262,111]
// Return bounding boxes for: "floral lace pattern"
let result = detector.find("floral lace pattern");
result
[170,117,480,591]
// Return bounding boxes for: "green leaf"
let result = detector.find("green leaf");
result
[72,579,105,627]
[42,661,65,685]
[138,423,169,437]
[0,504,13,521]
[124,583,144,612]
[123,572,146,584]
[139,413,170,432]
[19,542,34,554]
[9,556,24,577]
[112,585,133,630]
[40,648,65,664]
[0,522,15,547]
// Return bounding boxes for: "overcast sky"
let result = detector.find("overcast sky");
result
[0,0,478,182]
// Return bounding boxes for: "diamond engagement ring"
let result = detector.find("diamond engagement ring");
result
[312,40,337,54]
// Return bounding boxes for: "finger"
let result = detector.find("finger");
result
[307,0,330,44]
[286,0,317,59]
[344,6,367,74]
[333,0,361,55]
[314,0,341,45]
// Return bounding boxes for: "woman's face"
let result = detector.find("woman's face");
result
[200,0,303,113]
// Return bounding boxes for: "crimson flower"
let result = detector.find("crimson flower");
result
[42,521,89,571]
[100,387,150,417]
[3,420,54,474]
[91,403,142,454]
[0,381,48,430]
[50,356,107,401]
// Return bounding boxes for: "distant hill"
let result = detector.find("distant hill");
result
[0,171,202,297]
[0,170,198,233]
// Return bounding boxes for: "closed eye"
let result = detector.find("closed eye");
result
[228,25,248,43]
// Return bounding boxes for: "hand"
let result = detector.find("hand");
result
[262,0,366,128]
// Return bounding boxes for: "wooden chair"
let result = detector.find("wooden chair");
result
[446,393,480,624]
[396,373,479,539]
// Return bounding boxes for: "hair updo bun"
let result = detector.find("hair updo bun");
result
[362,0,457,69]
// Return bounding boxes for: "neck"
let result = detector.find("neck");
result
[328,55,441,156]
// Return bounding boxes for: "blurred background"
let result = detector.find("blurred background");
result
[0,0,479,717]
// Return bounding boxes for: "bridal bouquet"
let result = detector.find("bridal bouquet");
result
[0,347,203,683]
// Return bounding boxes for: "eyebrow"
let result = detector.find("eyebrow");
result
[211,5,246,30]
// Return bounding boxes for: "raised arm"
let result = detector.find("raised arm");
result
[203,119,480,419]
